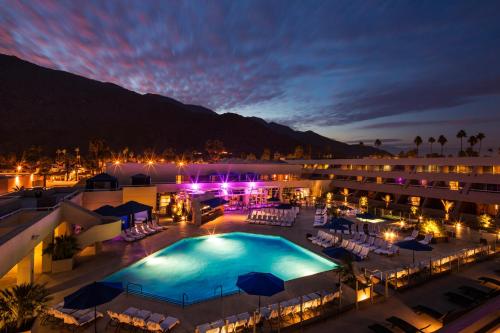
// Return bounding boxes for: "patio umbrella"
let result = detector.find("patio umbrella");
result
[330,217,354,233]
[395,240,433,264]
[356,212,376,219]
[237,272,284,308]
[64,281,123,333]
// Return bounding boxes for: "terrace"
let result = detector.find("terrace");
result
[1,206,496,332]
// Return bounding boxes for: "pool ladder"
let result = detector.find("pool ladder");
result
[181,293,189,308]
[126,282,143,295]
[214,285,223,298]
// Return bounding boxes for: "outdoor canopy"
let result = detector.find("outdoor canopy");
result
[200,197,229,209]
[94,200,153,229]
[85,173,119,190]
[131,173,151,185]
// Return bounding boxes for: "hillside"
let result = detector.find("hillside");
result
[0,54,383,158]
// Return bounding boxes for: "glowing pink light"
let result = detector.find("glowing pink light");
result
[221,182,228,189]
[249,182,256,188]
[191,183,199,191]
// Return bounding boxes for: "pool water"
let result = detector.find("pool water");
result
[103,232,338,304]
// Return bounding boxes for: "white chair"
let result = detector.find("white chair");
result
[159,316,180,332]
[419,234,433,245]
[404,230,419,240]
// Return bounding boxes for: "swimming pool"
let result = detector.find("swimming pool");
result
[103,232,338,305]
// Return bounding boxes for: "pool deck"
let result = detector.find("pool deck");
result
[1,207,498,332]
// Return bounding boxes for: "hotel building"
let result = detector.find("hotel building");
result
[1,156,499,285]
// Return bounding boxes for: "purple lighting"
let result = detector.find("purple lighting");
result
[191,183,199,191]
[249,182,256,188]
[397,177,404,185]
[221,182,229,189]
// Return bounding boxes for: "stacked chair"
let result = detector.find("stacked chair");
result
[247,207,299,227]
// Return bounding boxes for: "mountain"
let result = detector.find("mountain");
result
[0,54,383,158]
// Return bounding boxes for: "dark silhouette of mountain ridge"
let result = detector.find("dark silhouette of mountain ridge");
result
[0,53,383,158]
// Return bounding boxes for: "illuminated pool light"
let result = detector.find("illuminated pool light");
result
[103,232,337,305]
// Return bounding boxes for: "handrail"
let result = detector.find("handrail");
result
[126,282,143,294]
[214,285,223,298]
[182,292,189,308]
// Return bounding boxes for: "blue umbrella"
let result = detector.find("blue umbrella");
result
[64,281,123,333]
[237,272,284,308]
[332,217,354,225]
[395,240,433,263]
[356,212,376,219]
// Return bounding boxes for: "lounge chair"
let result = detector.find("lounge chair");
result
[387,245,399,256]
[63,310,103,331]
[357,247,370,260]
[368,323,394,333]
[118,307,139,326]
[346,241,355,252]
[145,313,165,331]
[444,292,475,307]
[386,316,430,333]
[458,285,493,299]
[120,231,136,242]
[235,312,250,329]
[132,309,152,329]
[419,234,433,245]
[106,310,122,330]
[478,276,500,287]
[411,305,448,322]
[159,316,180,332]
[404,230,418,241]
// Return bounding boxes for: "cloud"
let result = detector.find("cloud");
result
[1,0,500,146]
[358,117,500,130]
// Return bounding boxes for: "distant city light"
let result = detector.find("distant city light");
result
[114,160,120,165]
[16,165,22,172]
[147,160,154,165]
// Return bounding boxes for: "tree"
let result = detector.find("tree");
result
[260,148,271,161]
[428,137,436,154]
[476,132,485,155]
[37,156,53,188]
[88,138,107,173]
[204,139,225,161]
[42,235,80,260]
[437,135,447,156]
[374,139,382,149]
[414,136,423,156]
[0,283,51,331]
[456,130,467,153]
[468,135,477,148]
[293,145,304,159]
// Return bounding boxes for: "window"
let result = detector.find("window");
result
[449,181,460,191]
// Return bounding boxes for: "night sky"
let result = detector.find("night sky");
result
[1,1,500,153]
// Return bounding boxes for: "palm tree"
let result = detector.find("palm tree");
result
[476,133,485,155]
[414,136,423,156]
[437,135,447,156]
[468,135,477,148]
[0,283,51,331]
[456,130,467,153]
[428,137,436,155]
[374,139,382,149]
